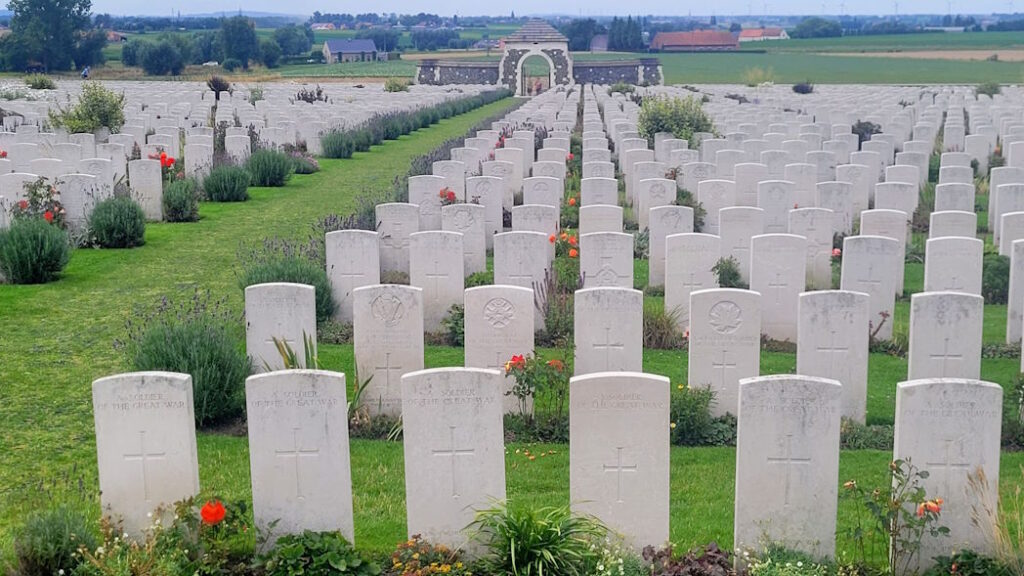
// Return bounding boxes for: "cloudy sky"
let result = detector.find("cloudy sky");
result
[89,0,1016,17]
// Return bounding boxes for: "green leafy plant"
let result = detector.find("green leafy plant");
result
[88,196,146,248]
[470,502,607,576]
[120,291,252,427]
[439,304,464,347]
[670,385,736,447]
[607,81,635,96]
[164,497,255,575]
[222,58,242,72]
[73,512,191,576]
[9,177,67,228]
[163,178,200,222]
[746,545,830,576]
[257,530,381,576]
[466,270,493,287]
[24,73,56,90]
[982,252,1010,304]
[503,353,569,419]
[384,77,410,92]
[265,332,320,371]
[712,256,746,289]
[48,81,126,134]
[638,95,715,147]
[841,459,950,575]
[976,82,1002,97]
[204,165,251,202]
[12,504,97,576]
[924,549,1013,576]
[246,149,293,187]
[0,217,71,284]
[644,300,682,349]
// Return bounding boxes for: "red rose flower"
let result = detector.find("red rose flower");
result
[0,150,7,158]
[568,248,578,258]
[18,199,28,210]
[446,191,456,202]
[43,211,53,223]
[200,500,226,525]
[548,234,556,243]
[566,152,574,161]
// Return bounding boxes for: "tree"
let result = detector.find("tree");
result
[140,40,184,75]
[273,24,312,56]
[7,0,94,71]
[191,31,222,64]
[259,38,281,68]
[789,17,842,39]
[72,28,107,68]
[355,29,400,52]
[220,16,259,69]
[608,16,643,51]
[729,22,742,32]
[561,18,604,51]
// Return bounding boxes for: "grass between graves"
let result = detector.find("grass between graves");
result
[2,93,1024,560]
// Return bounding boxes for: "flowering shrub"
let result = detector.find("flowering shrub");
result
[12,504,97,576]
[841,459,949,575]
[149,151,181,181]
[9,177,66,228]
[504,353,569,417]
[387,535,472,576]
[438,187,457,206]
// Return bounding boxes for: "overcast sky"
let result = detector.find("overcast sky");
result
[88,0,1017,17]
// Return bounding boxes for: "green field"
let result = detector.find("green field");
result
[770,30,1024,52]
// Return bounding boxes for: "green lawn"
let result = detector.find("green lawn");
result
[2,92,1023,563]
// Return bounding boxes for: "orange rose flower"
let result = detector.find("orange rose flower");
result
[568,197,577,207]
[549,234,556,243]
[569,248,578,258]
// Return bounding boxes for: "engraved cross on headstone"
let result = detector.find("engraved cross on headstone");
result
[929,337,963,376]
[508,256,534,284]
[682,271,703,291]
[816,330,849,378]
[712,349,737,386]
[275,427,320,499]
[857,264,883,290]
[336,254,364,281]
[594,327,625,369]
[381,221,410,250]
[925,437,970,498]
[433,425,475,498]
[767,272,788,304]
[767,434,811,506]
[424,259,448,304]
[943,274,965,291]
[123,430,166,502]
[374,352,404,398]
[603,446,638,503]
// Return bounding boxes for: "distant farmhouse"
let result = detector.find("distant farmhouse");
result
[322,39,386,63]
[738,27,790,42]
[310,22,335,31]
[649,30,739,52]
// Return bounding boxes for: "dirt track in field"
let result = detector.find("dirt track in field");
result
[828,49,1024,61]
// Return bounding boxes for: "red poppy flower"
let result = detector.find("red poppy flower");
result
[160,151,167,159]
[43,210,53,223]
[17,199,28,210]
[200,500,226,525]
[568,248,578,258]
[446,191,456,202]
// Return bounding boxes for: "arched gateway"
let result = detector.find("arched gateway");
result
[415,20,663,95]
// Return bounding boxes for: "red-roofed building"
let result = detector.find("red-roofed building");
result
[650,30,739,52]
[738,27,790,42]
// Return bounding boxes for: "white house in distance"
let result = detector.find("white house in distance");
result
[738,27,790,42]
[322,39,387,63]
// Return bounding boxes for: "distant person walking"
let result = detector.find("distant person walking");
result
[81,66,90,79]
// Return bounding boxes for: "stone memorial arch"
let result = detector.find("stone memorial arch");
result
[416,19,662,94]
[497,20,572,96]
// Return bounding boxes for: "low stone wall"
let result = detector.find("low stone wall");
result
[572,58,663,86]
[416,60,500,86]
